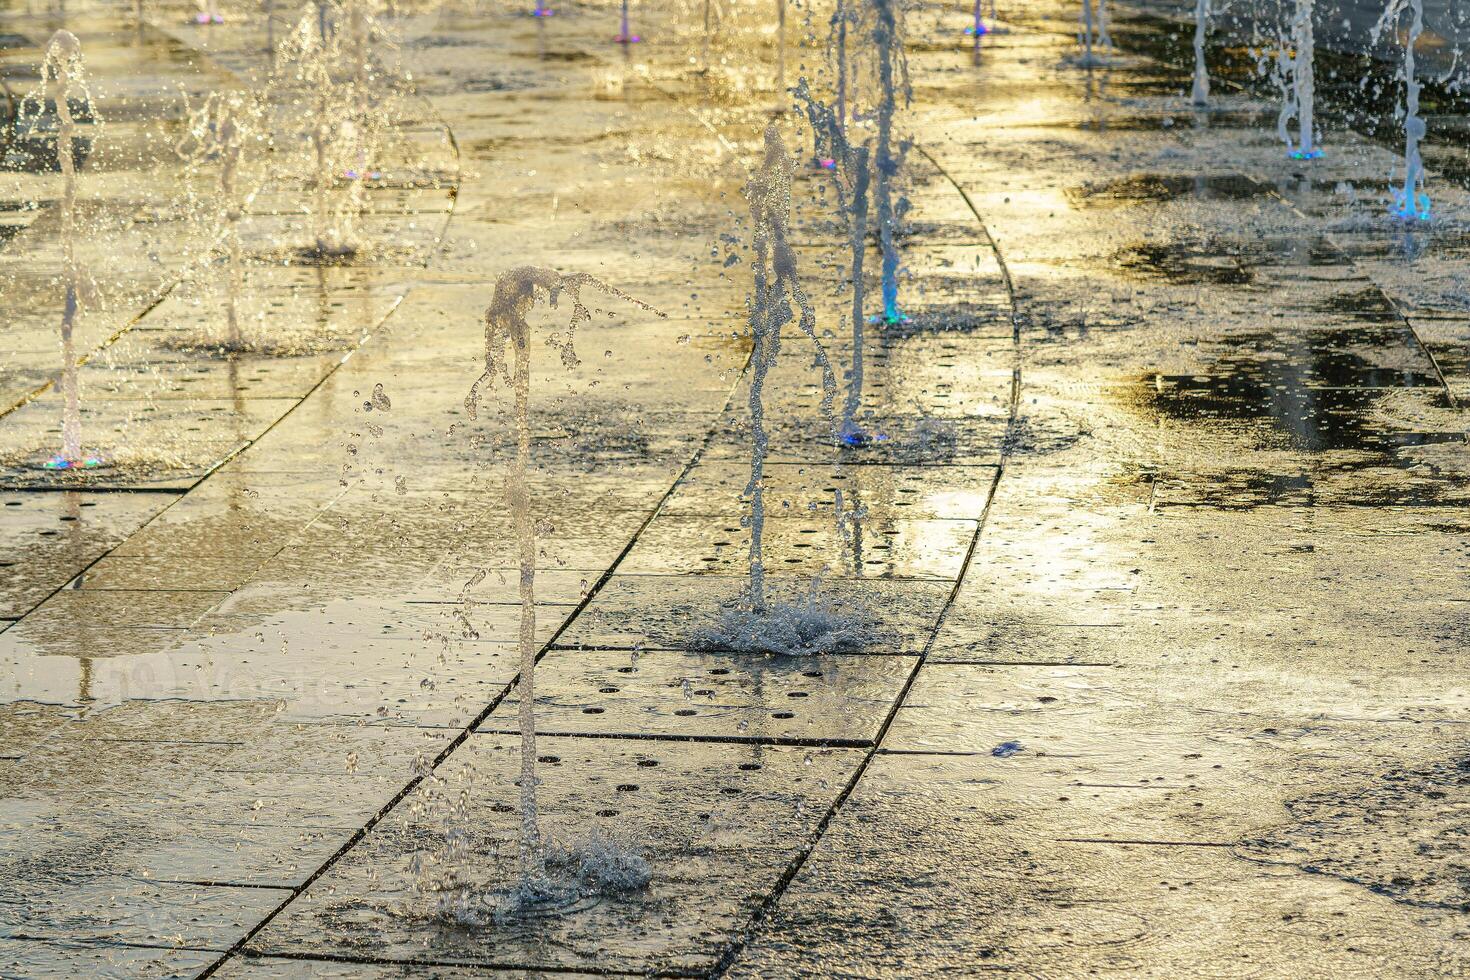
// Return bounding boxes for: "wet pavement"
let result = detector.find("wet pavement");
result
[2,0,1469,976]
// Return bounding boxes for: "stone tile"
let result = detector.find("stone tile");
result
[0,874,281,949]
[0,938,217,980]
[22,589,227,630]
[479,648,916,745]
[661,461,1000,521]
[618,514,977,580]
[247,735,863,973]
[724,753,1470,977]
[0,491,175,618]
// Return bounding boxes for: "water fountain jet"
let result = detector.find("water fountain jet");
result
[179,92,263,350]
[615,0,640,43]
[24,31,104,471]
[798,80,872,446]
[871,0,909,325]
[1191,0,1210,106]
[464,268,660,888]
[1375,0,1430,220]
[1283,0,1321,159]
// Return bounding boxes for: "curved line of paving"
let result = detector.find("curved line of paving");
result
[710,143,1028,976]
[198,128,1027,980]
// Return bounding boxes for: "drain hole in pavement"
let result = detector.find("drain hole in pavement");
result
[771,711,795,719]
[616,784,639,792]
[583,707,605,714]
[674,709,696,716]
[739,763,762,771]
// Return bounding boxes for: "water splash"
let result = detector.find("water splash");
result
[1077,0,1101,66]
[871,0,910,326]
[797,81,872,446]
[179,92,264,349]
[691,582,876,657]
[1375,0,1430,221]
[465,268,660,885]
[1191,0,1210,106]
[742,126,840,613]
[271,2,396,261]
[420,833,649,924]
[21,32,97,468]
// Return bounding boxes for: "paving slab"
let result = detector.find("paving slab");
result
[247,735,862,974]
[478,647,916,745]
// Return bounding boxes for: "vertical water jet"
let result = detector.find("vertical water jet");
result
[742,125,839,611]
[1191,0,1210,106]
[465,269,659,886]
[798,81,872,445]
[26,31,100,470]
[615,0,640,42]
[871,0,908,325]
[1376,0,1429,219]
[1287,0,1320,158]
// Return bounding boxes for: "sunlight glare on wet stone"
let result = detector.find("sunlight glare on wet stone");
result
[0,0,1468,973]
